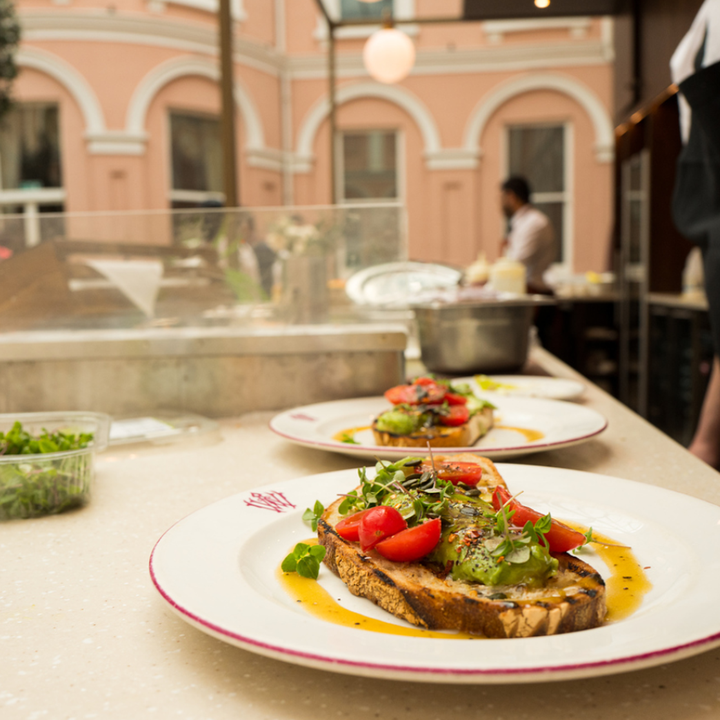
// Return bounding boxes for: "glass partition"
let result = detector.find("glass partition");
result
[0,203,407,332]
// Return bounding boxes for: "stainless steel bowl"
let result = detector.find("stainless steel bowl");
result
[413,297,553,374]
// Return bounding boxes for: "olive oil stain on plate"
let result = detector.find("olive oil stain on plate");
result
[332,425,545,445]
[278,534,652,638]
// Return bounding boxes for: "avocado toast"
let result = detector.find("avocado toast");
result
[317,454,606,638]
[372,378,495,448]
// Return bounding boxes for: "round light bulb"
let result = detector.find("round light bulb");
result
[534,0,550,7]
[363,28,416,84]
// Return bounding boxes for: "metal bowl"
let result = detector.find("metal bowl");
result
[412,297,553,374]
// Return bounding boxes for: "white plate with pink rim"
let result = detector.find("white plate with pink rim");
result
[149,464,720,684]
[473,375,586,401]
[268,394,607,461]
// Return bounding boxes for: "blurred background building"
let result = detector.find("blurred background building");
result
[10,0,614,272]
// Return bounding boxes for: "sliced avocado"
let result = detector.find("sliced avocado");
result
[375,409,422,435]
[430,496,558,588]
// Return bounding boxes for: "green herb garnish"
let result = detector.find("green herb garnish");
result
[338,432,360,445]
[302,500,325,532]
[281,542,326,579]
[0,422,95,520]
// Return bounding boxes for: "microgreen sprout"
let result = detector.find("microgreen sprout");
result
[302,500,325,532]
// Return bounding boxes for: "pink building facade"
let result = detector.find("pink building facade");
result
[10,0,616,271]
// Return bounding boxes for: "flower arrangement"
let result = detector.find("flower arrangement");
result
[266,216,335,257]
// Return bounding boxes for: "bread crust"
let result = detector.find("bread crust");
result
[317,455,606,638]
[372,406,494,448]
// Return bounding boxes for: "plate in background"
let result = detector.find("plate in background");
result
[269,395,606,461]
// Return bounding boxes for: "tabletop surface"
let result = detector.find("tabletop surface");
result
[3,347,720,720]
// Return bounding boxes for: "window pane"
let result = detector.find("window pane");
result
[534,201,564,264]
[340,0,392,20]
[342,131,397,200]
[0,104,61,190]
[508,125,564,194]
[170,113,223,193]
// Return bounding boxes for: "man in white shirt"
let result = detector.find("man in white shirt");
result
[501,176,556,294]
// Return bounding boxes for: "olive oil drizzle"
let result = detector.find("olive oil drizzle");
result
[332,426,370,443]
[493,426,545,443]
[333,425,546,444]
[278,526,652,637]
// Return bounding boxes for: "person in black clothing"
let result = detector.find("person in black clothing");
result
[671,6,720,467]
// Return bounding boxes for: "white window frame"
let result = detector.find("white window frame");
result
[0,101,66,247]
[315,0,417,40]
[501,121,574,272]
[166,109,225,206]
[336,128,404,205]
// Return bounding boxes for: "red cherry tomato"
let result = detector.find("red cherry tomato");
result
[335,509,372,542]
[491,486,586,553]
[375,518,442,562]
[384,383,446,406]
[444,392,468,406]
[412,377,441,387]
[421,460,483,486]
[358,506,408,551]
[438,404,470,426]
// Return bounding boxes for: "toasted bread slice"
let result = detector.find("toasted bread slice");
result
[371,406,493,448]
[317,455,606,638]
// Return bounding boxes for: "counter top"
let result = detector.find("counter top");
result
[3,347,720,720]
[0,323,409,360]
[647,292,709,312]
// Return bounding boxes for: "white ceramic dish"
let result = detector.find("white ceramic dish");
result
[269,395,607,461]
[345,262,462,306]
[150,465,720,684]
[473,375,586,401]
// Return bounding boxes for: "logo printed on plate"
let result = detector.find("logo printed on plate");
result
[290,413,317,422]
[244,491,296,513]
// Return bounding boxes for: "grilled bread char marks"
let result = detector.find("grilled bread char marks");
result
[317,455,606,639]
[371,406,494,448]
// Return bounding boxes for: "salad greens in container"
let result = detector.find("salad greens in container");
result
[0,412,110,520]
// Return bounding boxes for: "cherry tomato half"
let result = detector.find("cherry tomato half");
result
[438,404,470,426]
[412,376,444,389]
[358,506,407,551]
[422,460,483,487]
[491,486,586,553]
[375,518,442,562]
[335,509,372,542]
[444,392,468,406]
[385,382,447,406]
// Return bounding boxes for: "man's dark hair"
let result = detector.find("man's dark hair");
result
[502,176,531,204]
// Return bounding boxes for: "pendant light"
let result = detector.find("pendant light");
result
[363,23,416,84]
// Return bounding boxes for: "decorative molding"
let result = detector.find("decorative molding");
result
[16,46,107,135]
[424,148,480,171]
[295,82,441,172]
[86,132,148,155]
[288,40,613,79]
[162,0,246,21]
[246,147,285,172]
[483,17,592,44]
[126,55,265,152]
[19,12,612,81]
[19,11,283,76]
[462,72,615,164]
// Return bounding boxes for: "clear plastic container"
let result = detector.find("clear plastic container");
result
[0,412,110,520]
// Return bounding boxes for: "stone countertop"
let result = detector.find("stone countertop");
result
[2,347,720,720]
